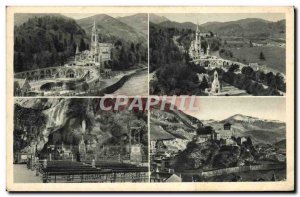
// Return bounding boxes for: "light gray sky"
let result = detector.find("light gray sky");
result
[63,13,137,19]
[176,97,286,122]
[155,13,285,25]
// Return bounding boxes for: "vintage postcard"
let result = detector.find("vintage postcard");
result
[6,6,294,192]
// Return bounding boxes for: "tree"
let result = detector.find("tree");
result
[228,64,239,73]
[241,66,254,76]
[275,73,286,92]
[259,52,265,60]
[79,38,86,51]
[199,76,209,91]
[255,71,265,82]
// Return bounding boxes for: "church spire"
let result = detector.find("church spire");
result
[206,43,210,56]
[93,19,96,30]
[91,19,98,53]
[196,20,200,34]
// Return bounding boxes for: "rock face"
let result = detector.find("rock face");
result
[14,98,148,155]
[171,138,258,171]
[150,104,203,141]
[171,141,220,170]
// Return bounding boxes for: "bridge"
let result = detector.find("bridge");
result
[14,66,89,81]
[190,56,246,70]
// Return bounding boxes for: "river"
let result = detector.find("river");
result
[112,69,148,96]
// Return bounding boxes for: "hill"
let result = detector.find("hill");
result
[201,18,285,38]
[243,130,285,144]
[150,104,202,141]
[14,13,67,26]
[117,14,148,36]
[274,139,286,149]
[149,14,169,24]
[157,20,201,31]
[14,15,89,72]
[152,17,285,39]
[77,14,146,44]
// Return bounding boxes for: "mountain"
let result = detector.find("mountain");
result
[14,13,67,26]
[203,114,286,144]
[149,14,169,24]
[152,17,285,39]
[150,104,202,141]
[200,18,286,38]
[117,14,148,36]
[156,20,201,31]
[274,139,286,149]
[14,15,89,72]
[77,14,146,43]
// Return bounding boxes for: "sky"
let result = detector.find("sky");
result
[62,13,136,19]
[176,97,286,122]
[154,13,285,25]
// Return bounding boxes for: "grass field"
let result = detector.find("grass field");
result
[221,46,286,74]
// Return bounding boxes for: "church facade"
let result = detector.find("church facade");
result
[210,70,221,94]
[74,20,113,67]
[189,24,211,61]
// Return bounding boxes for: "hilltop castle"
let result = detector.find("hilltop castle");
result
[74,20,113,67]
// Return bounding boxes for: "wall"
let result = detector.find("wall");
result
[201,164,285,177]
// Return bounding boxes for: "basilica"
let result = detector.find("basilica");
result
[189,24,211,60]
[74,20,113,68]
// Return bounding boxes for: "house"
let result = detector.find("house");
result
[216,123,234,140]
[222,138,237,146]
[237,136,248,145]
[150,172,182,182]
[14,78,31,96]
[249,63,259,71]
[195,126,220,143]
[196,133,212,143]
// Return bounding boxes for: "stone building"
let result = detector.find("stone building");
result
[188,23,214,63]
[151,171,182,182]
[14,78,31,96]
[74,20,113,68]
[216,122,234,140]
[189,24,205,60]
[210,70,221,94]
[195,126,220,143]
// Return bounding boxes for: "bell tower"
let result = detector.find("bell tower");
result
[206,43,210,56]
[211,70,221,94]
[195,22,202,58]
[91,19,98,54]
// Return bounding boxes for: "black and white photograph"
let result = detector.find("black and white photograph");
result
[13,98,149,183]
[149,13,286,96]
[5,6,294,192]
[150,97,286,182]
[13,13,148,96]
